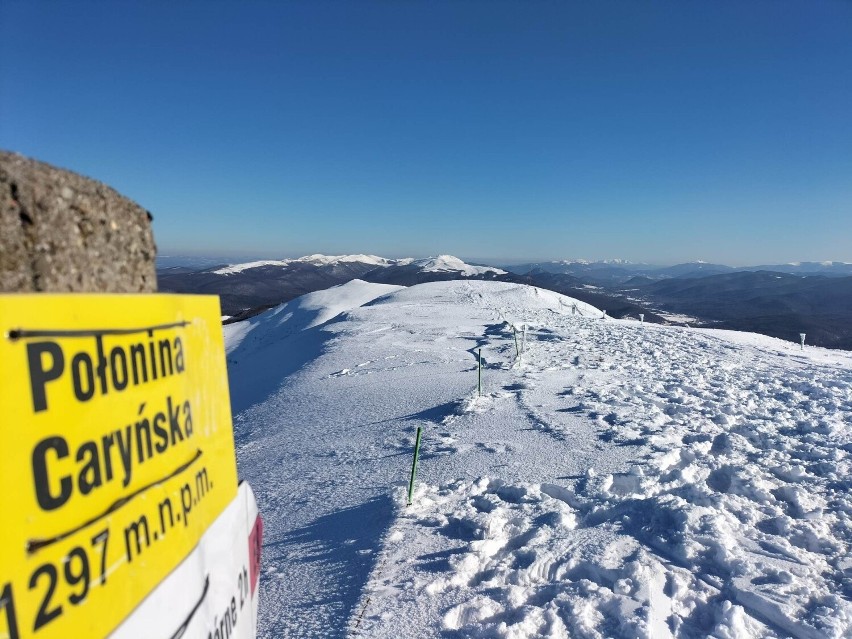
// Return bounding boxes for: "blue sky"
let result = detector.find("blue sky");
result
[1,1,850,265]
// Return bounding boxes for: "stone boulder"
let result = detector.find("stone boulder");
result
[0,150,157,293]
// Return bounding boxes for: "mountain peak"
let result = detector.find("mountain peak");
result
[297,254,393,266]
[550,258,635,266]
[410,255,506,275]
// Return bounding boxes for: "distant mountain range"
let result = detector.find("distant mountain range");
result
[157,254,852,349]
[157,254,508,320]
[622,271,852,351]
[503,259,852,285]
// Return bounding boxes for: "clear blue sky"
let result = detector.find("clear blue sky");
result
[1,1,850,265]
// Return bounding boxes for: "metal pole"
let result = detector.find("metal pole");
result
[477,348,482,396]
[406,426,423,506]
[512,326,519,358]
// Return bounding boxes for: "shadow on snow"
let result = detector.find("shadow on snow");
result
[262,495,395,638]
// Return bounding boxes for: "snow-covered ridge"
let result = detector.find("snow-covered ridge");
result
[227,280,852,638]
[785,260,852,267]
[224,279,402,354]
[213,259,294,274]
[297,254,393,267]
[213,253,503,276]
[212,254,391,274]
[409,255,506,275]
[548,258,636,266]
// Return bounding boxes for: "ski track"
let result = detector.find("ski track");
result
[226,280,852,639]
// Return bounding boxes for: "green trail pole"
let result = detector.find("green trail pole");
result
[512,326,519,358]
[478,348,482,396]
[406,426,423,506]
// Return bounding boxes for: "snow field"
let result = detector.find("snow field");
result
[226,280,852,638]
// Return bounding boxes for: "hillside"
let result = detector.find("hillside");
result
[226,280,852,638]
[630,272,852,349]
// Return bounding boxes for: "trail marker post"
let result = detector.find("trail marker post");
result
[512,326,519,358]
[800,333,806,350]
[406,426,423,506]
[478,348,482,396]
[602,310,607,319]
[639,314,644,323]
[521,324,527,355]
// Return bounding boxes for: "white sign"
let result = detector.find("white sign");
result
[110,482,262,639]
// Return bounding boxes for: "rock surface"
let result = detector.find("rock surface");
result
[0,150,157,292]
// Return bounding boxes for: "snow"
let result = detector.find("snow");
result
[549,259,635,266]
[297,254,394,267]
[409,255,506,275]
[211,253,502,276]
[225,280,852,639]
[655,311,703,325]
[233,279,400,343]
[213,259,293,275]
[212,254,394,274]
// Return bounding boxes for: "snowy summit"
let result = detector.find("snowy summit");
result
[212,254,503,276]
[225,279,852,639]
[409,255,507,276]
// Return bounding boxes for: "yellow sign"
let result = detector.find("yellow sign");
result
[0,295,239,639]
